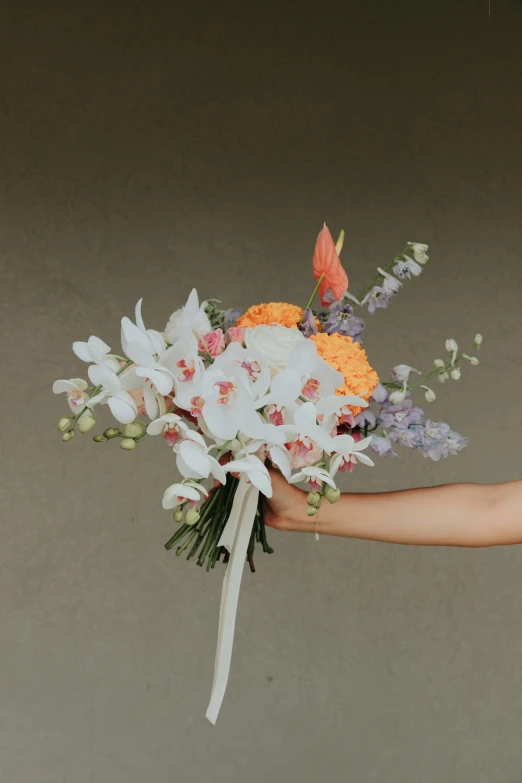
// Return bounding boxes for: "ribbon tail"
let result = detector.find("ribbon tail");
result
[206,480,259,724]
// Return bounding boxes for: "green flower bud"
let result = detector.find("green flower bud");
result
[93,434,108,443]
[62,431,74,442]
[307,507,318,517]
[173,510,184,523]
[325,487,341,504]
[122,421,145,438]
[78,415,96,433]
[120,438,138,450]
[307,492,321,506]
[57,417,71,432]
[185,509,200,525]
[103,427,121,438]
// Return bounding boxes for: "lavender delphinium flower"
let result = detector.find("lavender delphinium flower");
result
[223,307,242,330]
[370,383,388,404]
[354,408,376,429]
[369,431,400,458]
[377,395,424,429]
[445,430,468,456]
[362,285,391,315]
[393,257,423,280]
[298,308,319,338]
[323,301,366,343]
[388,425,425,450]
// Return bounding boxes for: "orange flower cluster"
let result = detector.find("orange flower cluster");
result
[236,302,306,329]
[310,332,379,415]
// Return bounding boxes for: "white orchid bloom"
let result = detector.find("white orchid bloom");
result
[199,367,269,442]
[164,288,212,344]
[286,340,345,401]
[330,433,375,477]
[254,368,302,411]
[85,364,138,423]
[161,326,205,411]
[162,481,209,510]
[175,434,227,485]
[212,342,271,402]
[146,412,192,445]
[52,377,90,413]
[224,454,272,497]
[282,401,336,455]
[119,305,174,408]
[243,440,292,481]
[121,298,167,358]
[315,393,369,434]
[289,465,337,490]
[72,335,120,372]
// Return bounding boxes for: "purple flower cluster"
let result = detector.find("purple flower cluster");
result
[223,307,242,330]
[318,300,366,345]
[369,389,468,462]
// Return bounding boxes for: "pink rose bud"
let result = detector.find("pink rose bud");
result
[199,329,225,357]
[226,326,245,344]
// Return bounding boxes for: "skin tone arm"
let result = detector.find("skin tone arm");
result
[262,467,522,548]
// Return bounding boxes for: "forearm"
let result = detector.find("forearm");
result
[288,480,522,547]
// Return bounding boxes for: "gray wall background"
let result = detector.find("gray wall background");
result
[1,1,522,781]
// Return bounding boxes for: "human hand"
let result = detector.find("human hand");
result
[262,464,309,532]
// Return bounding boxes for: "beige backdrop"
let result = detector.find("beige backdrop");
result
[1,2,522,781]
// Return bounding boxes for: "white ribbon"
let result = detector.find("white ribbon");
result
[206,478,259,724]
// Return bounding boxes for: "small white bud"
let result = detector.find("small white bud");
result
[78,414,96,434]
[468,356,479,366]
[437,371,450,384]
[445,338,458,353]
[433,359,445,369]
[62,431,74,442]
[450,368,461,380]
[407,243,429,264]
[57,417,71,432]
[185,509,200,525]
[173,510,184,523]
[474,333,483,347]
[389,389,407,404]
[122,421,146,438]
[120,438,138,450]
[422,386,436,402]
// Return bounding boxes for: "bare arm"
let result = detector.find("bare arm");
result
[263,468,522,548]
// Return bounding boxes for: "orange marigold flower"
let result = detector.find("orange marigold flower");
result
[237,302,306,329]
[312,224,348,306]
[310,332,379,415]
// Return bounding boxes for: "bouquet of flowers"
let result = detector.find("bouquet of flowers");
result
[53,224,482,722]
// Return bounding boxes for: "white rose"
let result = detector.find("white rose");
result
[244,324,305,373]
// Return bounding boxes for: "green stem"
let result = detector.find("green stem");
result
[302,273,325,317]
